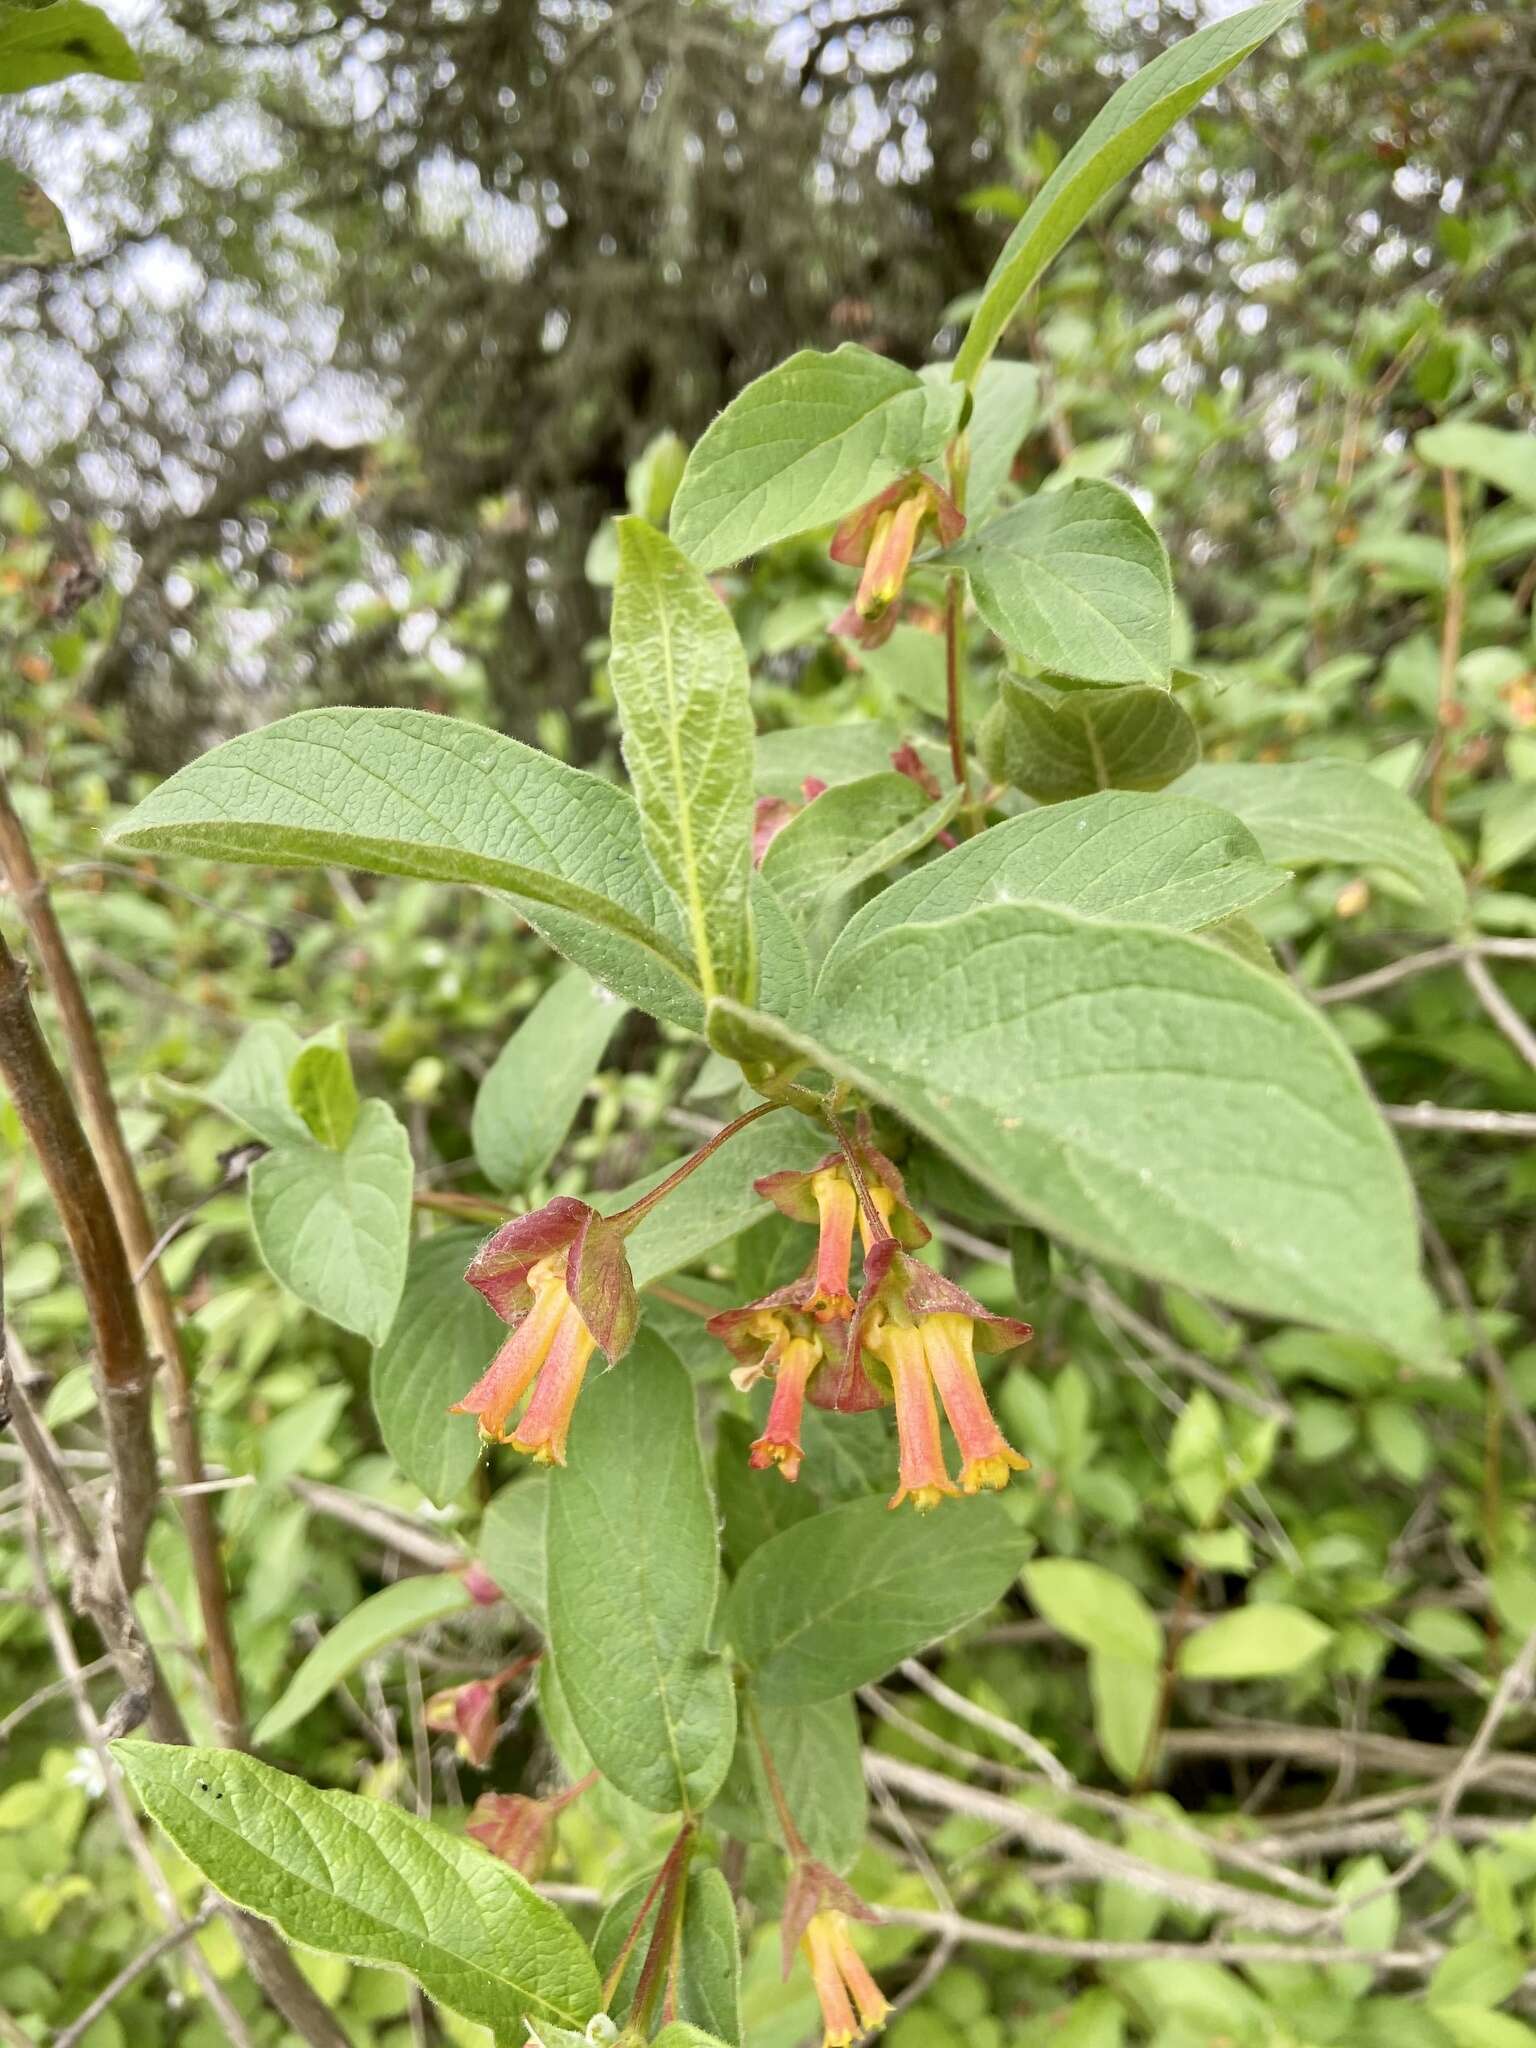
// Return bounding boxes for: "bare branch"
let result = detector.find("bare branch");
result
[53,1903,219,2048]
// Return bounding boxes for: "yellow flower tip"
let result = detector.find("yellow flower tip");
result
[749,1436,804,1484]
[889,1481,958,1513]
[959,1448,1031,1494]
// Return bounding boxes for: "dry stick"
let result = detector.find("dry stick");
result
[0,1654,113,1745]
[1461,949,1536,1073]
[52,1901,219,2048]
[896,1656,1072,1791]
[1383,1103,1536,1139]
[2,776,244,1741]
[0,932,157,1585]
[287,1475,465,1572]
[1162,1722,1536,1799]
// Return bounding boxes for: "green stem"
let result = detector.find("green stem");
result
[943,574,971,803]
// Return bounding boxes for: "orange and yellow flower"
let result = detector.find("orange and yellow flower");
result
[828,473,964,647]
[782,1862,889,2048]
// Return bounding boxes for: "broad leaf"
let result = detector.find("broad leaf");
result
[951,481,1172,685]
[1176,759,1466,930]
[594,1868,741,2046]
[107,708,707,1029]
[760,771,961,917]
[953,0,1302,383]
[724,1495,1028,1704]
[372,1230,499,1505]
[249,1098,413,1346]
[203,1019,310,1147]
[112,1742,601,2037]
[750,1694,867,1873]
[472,970,628,1192]
[288,1026,359,1149]
[0,0,140,91]
[545,1330,736,1812]
[936,358,1039,522]
[611,521,756,1000]
[253,1575,472,1745]
[0,161,70,267]
[1023,1559,1162,1666]
[982,678,1198,801]
[1416,423,1536,508]
[1178,1603,1332,1680]
[822,791,1286,965]
[670,344,964,572]
[717,1415,817,1575]
[739,901,1437,1350]
[477,1477,550,1633]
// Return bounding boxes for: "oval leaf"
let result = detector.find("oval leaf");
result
[111,1742,600,2036]
[372,1230,499,1505]
[472,970,628,1193]
[1023,1559,1163,1666]
[724,1495,1028,1705]
[981,678,1199,802]
[253,1574,472,1746]
[1178,1603,1332,1680]
[545,1330,736,1813]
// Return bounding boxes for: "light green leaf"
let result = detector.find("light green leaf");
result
[653,2030,734,2048]
[594,1868,740,2046]
[981,678,1198,800]
[1429,1940,1527,2012]
[1178,1603,1332,1680]
[107,708,706,1029]
[1416,423,1536,508]
[951,481,1172,685]
[249,1098,413,1346]
[822,791,1285,962]
[472,971,628,1192]
[1434,2008,1536,2047]
[288,1026,359,1150]
[0,0,140,91]
[111,1742,600,2038]
[1091,1653,1160,1785]
[1168,1390,1228,1529]
[749,1695,867,1874]
[477,1478,549,1634]
[253,1574,472,1746]
[948,358,1040,522]
[610,521,756,1000]
[755,721,953,800]
[545,1330,736,1813]
[0,161,70,267]
[792,903,1434,1349]
[724,1495,1027,1704]
[1479,783,1536,879]
[670,344,964,572]
[953,0,1302,383]
[372,1230,498,1505]
[760,771,961,917]
[1023,1559,1163,1666]
[1176,759,1466,930]
[203,1020,310,1147]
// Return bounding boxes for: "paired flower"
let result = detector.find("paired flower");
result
[828,473,963,649]
[783,1862,890,2048]
[452,1197,638,1467]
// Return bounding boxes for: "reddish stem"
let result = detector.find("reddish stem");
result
[944,574,969,798]
[608,1101,779,1231]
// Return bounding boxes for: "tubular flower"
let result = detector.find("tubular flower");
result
[782,1863,889,2048]
[828,473,964,643]
[756,1136,926,1327]
[466,1772,596,1880]
[853,1240,1031,1510]
[708,1278,837,1483]
[452,1197,637,1466]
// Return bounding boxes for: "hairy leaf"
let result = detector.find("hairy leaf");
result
[472,970,628,1192]
[749,1694,867,1873]
[671,344,963,571]
[952,481,1172,685]
[372,1230,498,1505]
[760,771,961,917]
[203,1019,310,1147]
[953,0,1302,382]
[252,1575,472,1745]
[545,1331,736,1812]
[112,1742,600,2037]
[611,521,756,999]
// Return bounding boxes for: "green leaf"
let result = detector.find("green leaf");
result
[749,1694,867,1873]
[1175,759,1466,931]
[252,1574,472,1746]
[203,1020,311,1147]
[670,344,964,572]
[472,970,628,1192]
[0,161,70,267]
[107,708,706,1029]
[249,1098,413,1346]
[545,1330,736,1813]
[760,772,961,918]
[981,678,1199,801]
[594,1868,740,2046]
[822,791,1285,963]
[1416,423,1536,508]
[477,1478,549,1634]
[111,1742,600,2038]
[1168,1389,1228,1528]
[1178,1604,1332,1680]
[1023,1559,1163,1666]
[653,2030,735,2048]
[1479,784,1536,879]
[953,0,1302,383]
[372,1230,498,1506]
[1090,1652,1160,1785]
[1428,1940,1527,2013]
[717,1415,818,1575]
[950,358,1039,522]
[1434,2009,1536,2047]
[0,0,141,91]
[794,903,1434,1349]
[755,721,953,800]
[610,522,756,1000]
[724,1495,1027,1704]
[951,481,1173,685]
[288,1026,359,1149]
